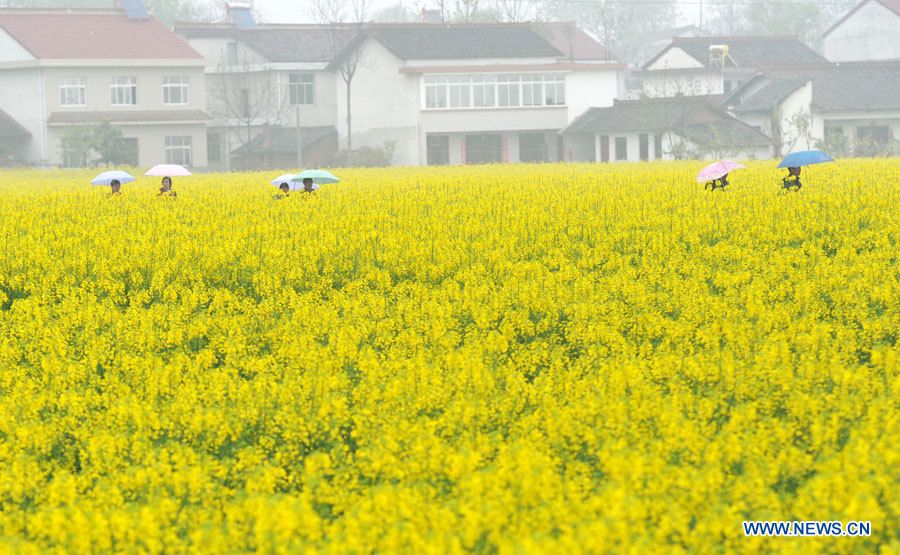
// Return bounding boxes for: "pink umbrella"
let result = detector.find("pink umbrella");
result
[145,164,192,177]
[696,160,745,184]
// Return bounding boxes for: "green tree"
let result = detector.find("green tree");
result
[706,0,855,47]
[59,122,133,168]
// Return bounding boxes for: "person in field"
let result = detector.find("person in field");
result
[301,177,318,193]
[783,167,802,191]
[158,176,177,197]
[705,173,729,191]
[109,179,122,195]
[274,182,290,199]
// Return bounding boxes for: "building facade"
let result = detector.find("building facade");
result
[0,8,209,168]
[823,0,900,62]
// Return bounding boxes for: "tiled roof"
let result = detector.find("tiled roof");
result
[734,62,900,113]
[231,126,336,155]
[812,63,900,111]
[733,77,810,112]
[47,110,210,124]
[645,36,828,69]
[562,96,772,146]
[533,22,614,61]
[175,24,355,63]
[0,10,202,60]
[366,24,562,60]
[0,109,29,138]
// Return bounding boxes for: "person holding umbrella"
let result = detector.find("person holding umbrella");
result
[783,167,802,192]
[91,170,134,196]
[777,150,833,192]
[301,177,318,193]
[145,164,190,198]
[291,169,338,193]
[158,176,177,198]
[696,160,744,192]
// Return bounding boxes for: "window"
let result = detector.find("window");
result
[165,136,192,166]
[110,77,137,106]
[425,76,448,108]
[227,42,238,65]
[654,134,663,160]
[59,78,86,106]
[825,126,843,138]
[423,73,564,110]
[426,134,449,165]
[519,133,548,163]
[465,134,502,164]
[600,135,610,162]
[207,132,221,162]
[615,137,628,161]
[857,125,889,145]
[472,75,496,108]
[639,134,649,161]
[497,74,520,107]
[289,74,315,105]
[724,80,733,94]
[163,77,189,105]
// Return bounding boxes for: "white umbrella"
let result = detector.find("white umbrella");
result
[91,170,135,186]
[145,164,191,177]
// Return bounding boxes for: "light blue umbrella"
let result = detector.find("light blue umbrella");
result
[778,150,834,168]
[270,174,318,192]
[291,169,339,184]
[91,170,135,186]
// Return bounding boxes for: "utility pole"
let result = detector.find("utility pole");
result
[699,0,704,31]
[296,106,303,169]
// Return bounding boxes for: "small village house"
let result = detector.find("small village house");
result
[823,0,900,63]
[0,3,209,168]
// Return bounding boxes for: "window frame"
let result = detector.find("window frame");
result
[165,135,193,166]
[59,77,86,107]
[163,76,190,105]
[289,73,315,105]
[110,76,137,106]
[423,72,565,110]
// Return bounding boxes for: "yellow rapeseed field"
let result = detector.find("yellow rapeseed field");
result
[0,161,897,554]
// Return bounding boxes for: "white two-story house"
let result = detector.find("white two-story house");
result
[823,0,900,62]
[332,23,624,166]
[0,6,209,168]
[635,36,830,99]
[176,6,351,170]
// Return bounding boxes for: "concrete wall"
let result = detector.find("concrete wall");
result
[824,1,900,62]
[186,37,268,67]
[41,66,207,116]
[776,82,815,155]
[638,70,723,98]
[337,38,421,165]
[0,67,45,163]
[566,69,618,122]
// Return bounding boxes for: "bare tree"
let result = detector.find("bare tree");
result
[207,64,289,169]
[453,0,480,22]
[488,0,537,22]
[309,0,372,166]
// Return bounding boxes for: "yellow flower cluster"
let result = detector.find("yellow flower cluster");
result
[0,160,896,553]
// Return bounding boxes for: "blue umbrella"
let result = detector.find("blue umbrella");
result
[91,170,136,186]
[291,169,340,184]
[777,150,834,168]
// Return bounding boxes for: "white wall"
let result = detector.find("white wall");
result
[646,47,705,70]
[637,70,723,98]
[0,29,35,63]
[824,1,900,62]
[567,130,771,162]
[337,38,421,165]
[776,82,814,154]
[566,69,618,122]
[0,67,45,163]
[405,56,560,67]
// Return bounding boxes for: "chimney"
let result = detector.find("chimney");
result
[226,2,257,29]
[120,0,149,19]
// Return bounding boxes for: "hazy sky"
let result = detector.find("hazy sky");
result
[255,0,702,26]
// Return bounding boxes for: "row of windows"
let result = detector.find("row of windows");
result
[424,73,566,110]
[58,77,190,107]
[597,134,665,162]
